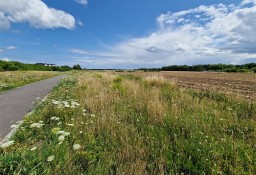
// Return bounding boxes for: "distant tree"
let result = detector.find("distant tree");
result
[60,65,72,71]
[73,64,82,70]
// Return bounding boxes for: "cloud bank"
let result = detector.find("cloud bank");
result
[0,0,76,30]
[77,0,256,68]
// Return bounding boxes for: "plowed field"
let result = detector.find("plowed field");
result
[133,71,256,101]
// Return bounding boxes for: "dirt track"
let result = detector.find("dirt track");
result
[133,71,256,101]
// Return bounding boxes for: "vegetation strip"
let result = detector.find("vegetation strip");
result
[0,71,255,174]
[0,71,61,93]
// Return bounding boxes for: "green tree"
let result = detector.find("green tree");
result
[73,64,82,70]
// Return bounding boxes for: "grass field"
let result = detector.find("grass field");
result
[0,71,255,174]
[0,71,61,93]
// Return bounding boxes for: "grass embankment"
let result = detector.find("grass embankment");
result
[0,71,61,93]
[0,71,255,174]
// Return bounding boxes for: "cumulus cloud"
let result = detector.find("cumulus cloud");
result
[75,0,88,6]
[1,58,10,62]
[0,0,76,30]
[79,0,256,68]
[0,11,10,30]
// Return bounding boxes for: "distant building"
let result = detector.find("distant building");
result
[36,63,57,67]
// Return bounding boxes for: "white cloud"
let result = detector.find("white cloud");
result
[75,0,88,6]
[82,0,256,68]
[0,11,10,30]
[0,0,76,30]
[70,49,88,54]
[1,58,10,62]
[0,46,17,52]
[5,46,17,50]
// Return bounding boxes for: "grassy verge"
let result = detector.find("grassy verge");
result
[0,71,255,174]
[0,71,62,93]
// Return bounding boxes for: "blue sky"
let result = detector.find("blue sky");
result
[0,0,256,68]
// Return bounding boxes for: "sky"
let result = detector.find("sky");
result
[0,0,256,69]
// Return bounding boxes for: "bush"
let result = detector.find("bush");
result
[251,67,256,73]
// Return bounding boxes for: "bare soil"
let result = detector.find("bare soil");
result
[131,71,256,101]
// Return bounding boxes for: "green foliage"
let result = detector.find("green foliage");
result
[73,64,82,70]
[161,63,256,72]
[251,67,256,73]
[0,60,74,72]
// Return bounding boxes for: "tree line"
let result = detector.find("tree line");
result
[0,60,82,71]
[139,63,256,73]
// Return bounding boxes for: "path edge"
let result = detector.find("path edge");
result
[0,75,65,146]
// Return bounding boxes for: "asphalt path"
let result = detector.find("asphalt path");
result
[0,75,65,140]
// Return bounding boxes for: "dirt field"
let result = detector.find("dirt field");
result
[131,71,256,101]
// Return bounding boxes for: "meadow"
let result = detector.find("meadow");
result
[0,71,255,174]
[0,71,61,93]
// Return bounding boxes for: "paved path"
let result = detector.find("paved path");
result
[0,75,64,139]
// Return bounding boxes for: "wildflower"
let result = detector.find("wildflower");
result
[10,125,17,128]
[47,155,55,162]
[67,124,74,126]
[57,122,62,125]
[65,104,71,108]
[62,132,70,136]
[73,144,81,150]
[79,131,83,134]
[50,117,57,120]
[30,146,37,151]
[58,135,65,142]
[56,130,65,135]
[0,140,15,148]
[51,127,61,134]
[52,101,60,105]
[30,122,44,128]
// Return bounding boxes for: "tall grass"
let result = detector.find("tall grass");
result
[0,71,61,93]
[0,71,255,174]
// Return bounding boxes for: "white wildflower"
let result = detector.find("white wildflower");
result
[65,104,71,108]
[30,146,37,151]
[30,122,44,128]
[52,101,60,105]
[47,155,55,162]
[58,135,65,142]
[67,124,74,126]
[56,131,65,135]
[62,132,70,136]
[50,117,57,120]
[10,125,17,128]
[73,144,81,150]
[0,140,15,148]
[79,131,83,134]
